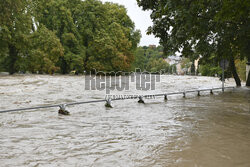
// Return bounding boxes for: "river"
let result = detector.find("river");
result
[0,75,249,167]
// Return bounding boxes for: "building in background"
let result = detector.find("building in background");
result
[148,45,156,49]
[165,56,182,74]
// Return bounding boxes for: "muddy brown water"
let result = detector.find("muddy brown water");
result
[0,75,249,167]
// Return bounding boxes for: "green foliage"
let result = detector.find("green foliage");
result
[82,1,141,72]
[29,26,64,74]
[168,64,177,74]
[137,0,250,85]
[147,58,169,73]
[0,0,141,74]
[132,47,146,70]
[132,46,169,72]
[199,65,222,77]
[0,0,32,74]
[137,0,249,59]
[181,58,191,69]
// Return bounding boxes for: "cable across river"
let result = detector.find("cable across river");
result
[0,86,235,114]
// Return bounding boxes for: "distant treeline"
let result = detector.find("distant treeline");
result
[132,46,177,74]
[0,0,141,74]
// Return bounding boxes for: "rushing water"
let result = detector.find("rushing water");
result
[0,75,249,167]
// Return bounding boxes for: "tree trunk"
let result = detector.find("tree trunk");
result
[246,70,250,86]
[83,39,89,72]
[246,57,250,86]
[8,44,18,75]
[230,56,241,87]
[59,56,68,74]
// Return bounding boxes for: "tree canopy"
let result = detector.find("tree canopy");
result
[132,46,170,73]
[137,0,250,86]
[0,0,141,74]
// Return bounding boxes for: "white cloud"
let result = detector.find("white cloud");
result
[101,0,160,46]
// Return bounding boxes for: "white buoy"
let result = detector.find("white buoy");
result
[58,104,70,115]
[105,98,113,108]
[138,96,145,103]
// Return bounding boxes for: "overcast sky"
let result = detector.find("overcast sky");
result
[101,0,160,46]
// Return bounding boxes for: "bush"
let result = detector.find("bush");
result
[200,64,222,77]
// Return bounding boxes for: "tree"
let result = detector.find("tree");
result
[77,0,141,72]
[0,0,32,74]
[247,68,250,87]
[34,0,140,73]
[247,57,250,86]
[0,0,141,74]
[132,47,147,71]
[33,0,83,74]
[132,46,169,72]
[27,26,64,74]
[137,0,250,86]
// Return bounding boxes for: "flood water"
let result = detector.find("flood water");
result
[0,75,249,167]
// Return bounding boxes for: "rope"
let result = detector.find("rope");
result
[0,86,235,114]
[0,100,106,114]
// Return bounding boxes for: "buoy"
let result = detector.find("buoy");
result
[198,91,201,96]
[183,92,186,98]
[105,99,113,108]
[138,96,145,103]
[164,94,168,101]
[58,104,70,115]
